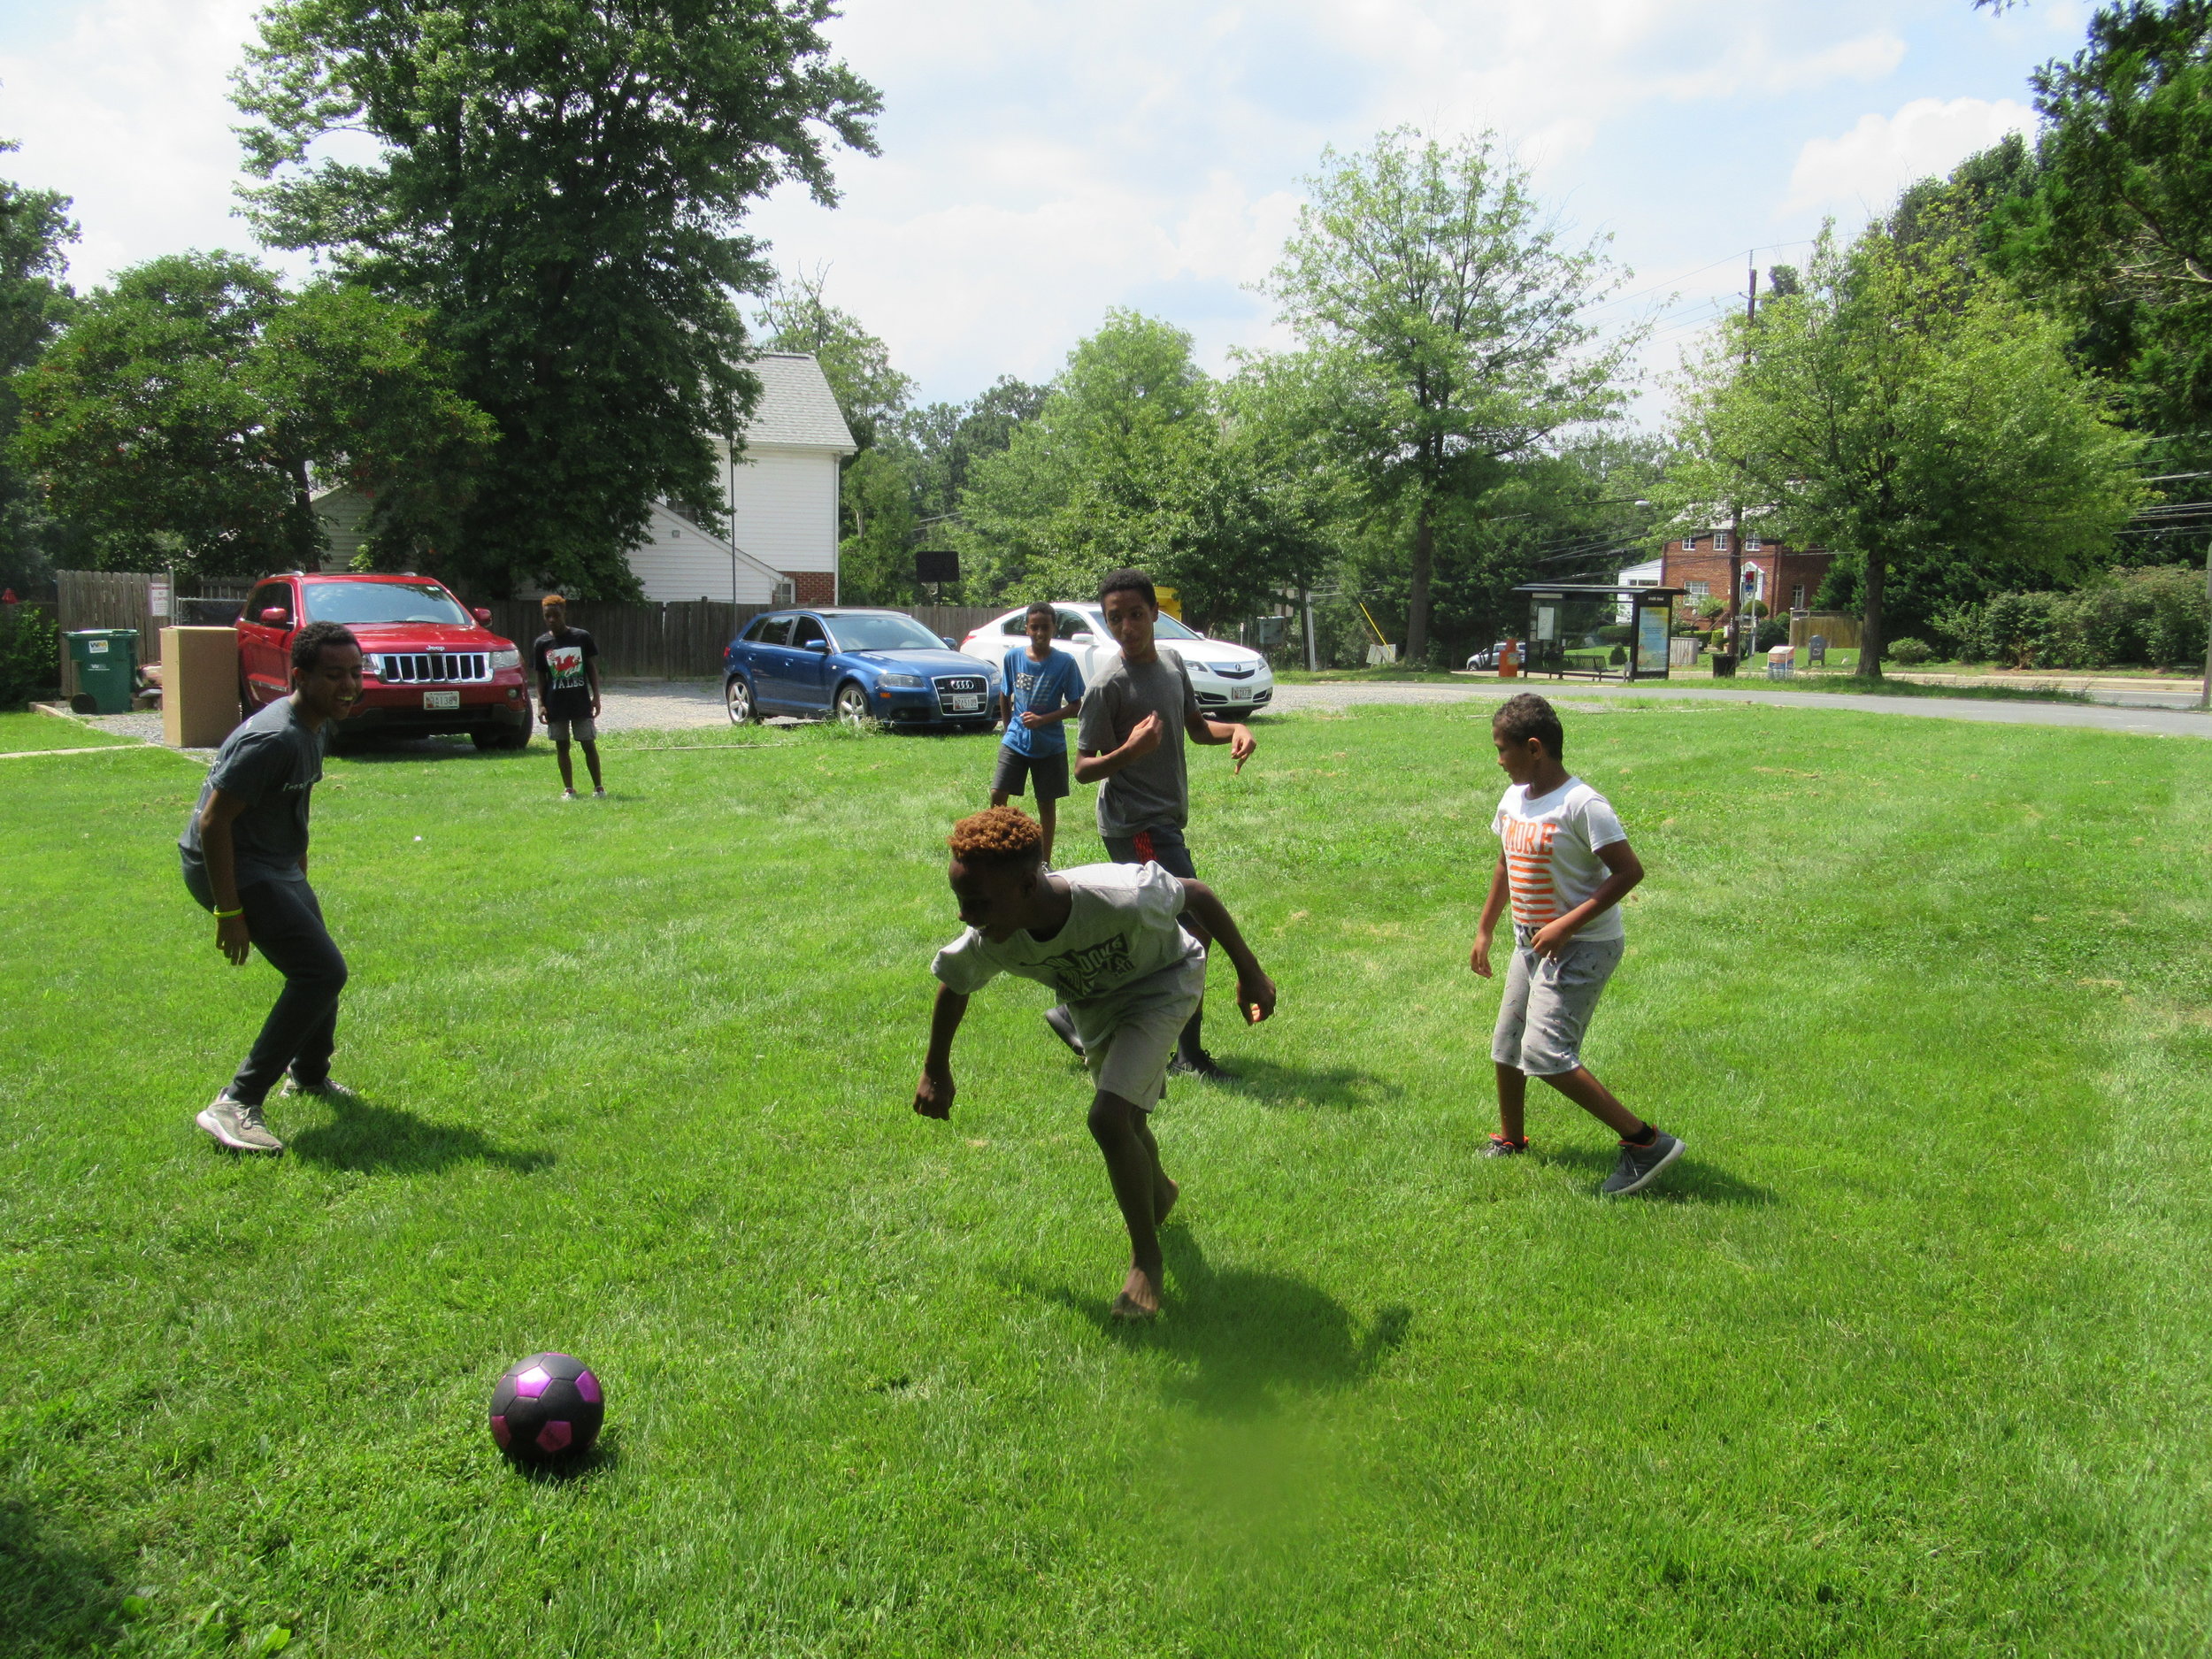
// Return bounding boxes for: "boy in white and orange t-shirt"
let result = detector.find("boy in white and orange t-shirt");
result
[1469,693,1684,1196]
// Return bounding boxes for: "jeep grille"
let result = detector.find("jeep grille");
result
[376,651,489,684]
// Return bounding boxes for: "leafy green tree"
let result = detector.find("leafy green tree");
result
[1986,2,2212,448]
[13,253,492,578]
[233,0,880,599]
[957,311,1210,600]
[0,144,80,591]
[1261,129,1635,662]
[1669,220,2140,674]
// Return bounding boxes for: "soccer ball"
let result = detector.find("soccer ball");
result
[489,1351,604,1463]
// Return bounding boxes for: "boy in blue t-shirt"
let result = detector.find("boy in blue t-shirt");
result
[991,601,1087,864]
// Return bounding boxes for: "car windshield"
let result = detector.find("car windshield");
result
[303,580,472,627]
[826,613,947,652]
[1084,608,1201,641]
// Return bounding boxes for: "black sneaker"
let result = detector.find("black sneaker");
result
[1041,1005,1085,1057]
[1482,1134,1529,1157]
[1167,1051,1235,1081]
[1601,1131,1685,1196]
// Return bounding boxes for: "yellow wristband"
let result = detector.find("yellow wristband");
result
[214,907,243,919]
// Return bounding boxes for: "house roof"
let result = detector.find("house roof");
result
[740,353,856,453]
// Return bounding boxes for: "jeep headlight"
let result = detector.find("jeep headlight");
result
[879,672,925,688]
[490,649,521,670]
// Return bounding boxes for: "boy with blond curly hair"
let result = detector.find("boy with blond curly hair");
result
[915,805,1277,1319]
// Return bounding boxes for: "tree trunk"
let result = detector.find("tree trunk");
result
[1857,551,1886,680]
[1408,497,1433,665]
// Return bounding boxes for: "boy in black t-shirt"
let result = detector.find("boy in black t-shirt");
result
[531,595,604,799]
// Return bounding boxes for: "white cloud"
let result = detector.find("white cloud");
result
[1785,96,2036,215]
[0,1,2067,405]
[0,0,287,289]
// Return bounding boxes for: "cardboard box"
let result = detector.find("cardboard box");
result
[161,626,242,749]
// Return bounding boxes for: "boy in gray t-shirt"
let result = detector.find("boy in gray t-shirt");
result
[1063,570,1254,1079]
[916,804,1277,1320]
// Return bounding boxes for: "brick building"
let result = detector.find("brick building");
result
[1662,530,1834,617]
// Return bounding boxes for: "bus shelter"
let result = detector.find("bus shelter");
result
[1510,583,1685,682]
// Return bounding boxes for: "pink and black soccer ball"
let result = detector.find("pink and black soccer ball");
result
[489,1352,604,1463]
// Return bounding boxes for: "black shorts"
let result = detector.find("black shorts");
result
[991,745,1070,802]
[1102,824,1196,880]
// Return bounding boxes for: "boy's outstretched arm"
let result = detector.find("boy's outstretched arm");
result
[915,984,969,1118]
[1470,854,1509,979]
[1529,840,1644,958]
[1179,879,1277,1024]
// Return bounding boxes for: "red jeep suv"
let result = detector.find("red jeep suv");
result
[237,572,533,749]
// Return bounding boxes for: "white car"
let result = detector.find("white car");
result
[958,603,1275,720]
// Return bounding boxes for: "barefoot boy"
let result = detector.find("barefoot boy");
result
[532,595,604,799]
[916,805,1277,1318]
[990,601,1085,864]
[1469,693,1684,1196]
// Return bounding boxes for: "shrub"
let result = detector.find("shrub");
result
[0,605,60,710]
[1886,636,1933,664]
[1753,618,1791,650]
[1938,568,2208,670]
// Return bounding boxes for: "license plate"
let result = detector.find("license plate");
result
[944,693,984,713]
[422,689,460,710]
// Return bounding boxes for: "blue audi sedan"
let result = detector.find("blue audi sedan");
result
[723,608,1002,731]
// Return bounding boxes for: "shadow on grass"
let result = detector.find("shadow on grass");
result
[286,1094,553,1178]
[1538,1142,1778,1206]
[506,1427,624,1486]
[1032,1229,1412,1416]
[1179,1055,1389,1111]
[0,1498,124,1654]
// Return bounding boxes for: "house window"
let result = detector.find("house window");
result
[1792,584,1806,610]
[1686,580,1710,598]
[1714,530,1731,552]
[1745,534,1762,553]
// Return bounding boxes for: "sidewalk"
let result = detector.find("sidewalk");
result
[1273,678,2212,741]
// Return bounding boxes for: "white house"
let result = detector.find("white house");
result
[310,351,855,603]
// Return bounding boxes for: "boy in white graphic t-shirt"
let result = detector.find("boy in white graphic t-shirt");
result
[916,804,1278,1320]
[1469,694,1684,1196]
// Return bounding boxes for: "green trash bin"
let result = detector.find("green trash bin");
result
[66,628,140,714]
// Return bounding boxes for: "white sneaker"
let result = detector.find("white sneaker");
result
[592,787,607,799]
[561,788,580,801]
[280,1075,352,1101]
[196,1093,284,1154]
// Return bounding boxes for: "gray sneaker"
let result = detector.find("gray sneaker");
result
[196,1093,285,1154]
[1601,1131,1683,1195]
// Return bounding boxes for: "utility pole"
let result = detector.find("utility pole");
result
[1727,256,1757,661]
[2200,538,2210,710]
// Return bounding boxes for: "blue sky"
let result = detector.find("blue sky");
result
[0,0,2093,417]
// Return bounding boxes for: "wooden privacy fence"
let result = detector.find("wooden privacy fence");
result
[483,600,772,679]
[58,572,1005,690]
[56,571,253,699]
[1789,611,1863,650]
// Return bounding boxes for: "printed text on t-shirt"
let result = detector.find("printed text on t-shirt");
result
[1502,817,1563,926]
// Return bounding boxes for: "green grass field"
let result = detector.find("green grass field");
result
[4,704,2209,1655]
[0,712,140,753]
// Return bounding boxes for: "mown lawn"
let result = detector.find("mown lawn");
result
[3,704,2208,1656]
[0,712,140,753]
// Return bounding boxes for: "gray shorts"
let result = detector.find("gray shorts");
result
[1491,928,1623,1077]
[548,714,597,743]
[1075,959,1206,1112]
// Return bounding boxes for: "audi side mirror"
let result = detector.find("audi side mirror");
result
[472,607,492,624]
[259,607,288,626]
[804,638,829,651]
[942,636,957,649]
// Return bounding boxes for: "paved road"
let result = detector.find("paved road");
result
[43,674,2212,749]
[1266,678,2212,740]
